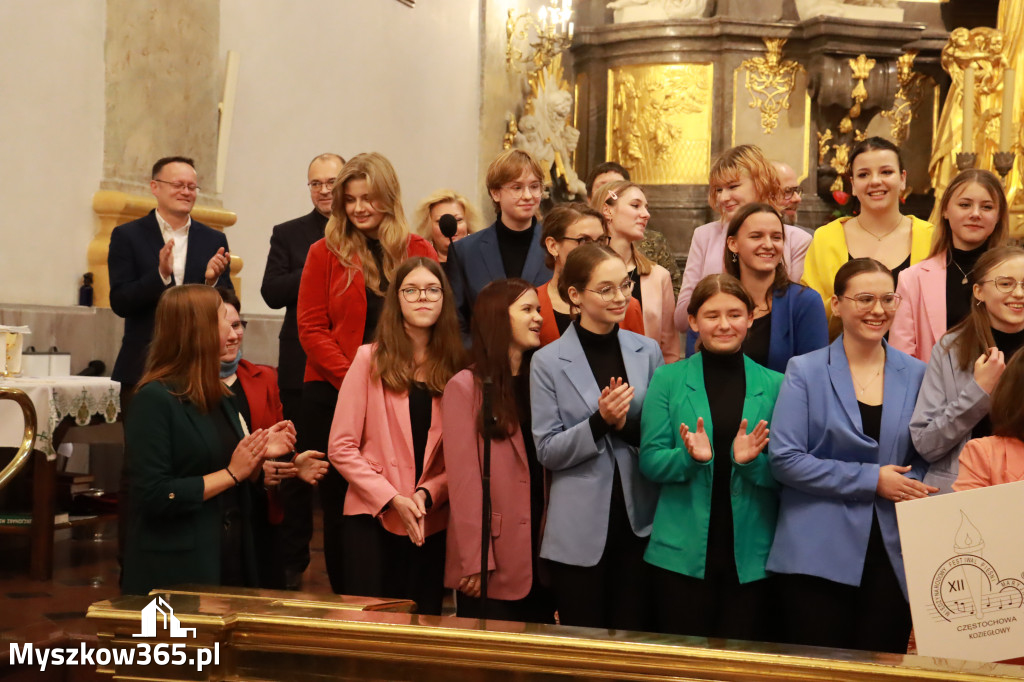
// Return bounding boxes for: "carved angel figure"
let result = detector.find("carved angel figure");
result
[607,0,709,20]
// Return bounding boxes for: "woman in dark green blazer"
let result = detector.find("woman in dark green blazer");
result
[640,274,782,640]
[122,285,294,595]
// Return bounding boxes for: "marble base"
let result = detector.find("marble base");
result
[794,0,903,23]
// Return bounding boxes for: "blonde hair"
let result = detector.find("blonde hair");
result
[412,189,484,241]
[325,152,410,295]
[590,180,653,276]
[485,149,544,214]
[707,144,783,216]
[929,169,1009,258]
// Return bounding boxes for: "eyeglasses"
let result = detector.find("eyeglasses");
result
[308,179,336,191]
[400,286,444,302]
[585,280,634,302]
[500,182,544,197]
[980,277,1024,294]
[154,179,199,193]
[783,186,803,200]
[230,320,248,332]
[842,293,902,311]
[560,235,611,246]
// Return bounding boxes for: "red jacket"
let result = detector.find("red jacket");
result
[235,359,285,524]
[297,235,438,388]
[535,279,645,347]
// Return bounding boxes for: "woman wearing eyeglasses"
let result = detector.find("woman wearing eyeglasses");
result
[910,246,1024,495]
[767,258,936,653]
[537,203,645,346]
[328,257,464,614]
[531,243,663,631]
[592,181,680,363]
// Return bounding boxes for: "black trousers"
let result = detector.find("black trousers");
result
[342,514,447,615]
[456,579,556,624]
[277,386,313,584]
[778,515,912,654]
[653,565,775,642]
[300,381,347,594]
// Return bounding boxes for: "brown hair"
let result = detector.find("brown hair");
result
[929,169,1009,258]
[723,202,791,304]
[833,257,893,297]
[991,347,1024,442]
[707,145,783,215]
[945,246,1024,371]
[541,202,606,270]
[686,273,754,317]
[152,156,195,178]
[470,279,534,439]
[585,161,630,196]
[371,257,465,394]
[590,180,653,276]
[849,136,904,174]
[485,149,544,214]
[138,285,230,413]
[324,152,411,296]
[558,243,623,315]
[217,287,241,313]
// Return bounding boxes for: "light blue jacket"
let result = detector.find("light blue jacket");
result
[530,325,663,567]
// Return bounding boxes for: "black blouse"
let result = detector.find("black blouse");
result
[363,238,388,344]
[857,401,883,444]
[574,321,641,447]
[553,309,572,335]
[495,217,537,280]
[628,267,643,310]
[409,381,433,483]
[946,246,986,330]
[742,313,772,369]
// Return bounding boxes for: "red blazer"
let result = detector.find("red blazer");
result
[328,344,448,537]
[953,436,1024,491]
[535,280,645,347]
[442,369,535,600]
[235,359,286,524]
[297,235,438,388]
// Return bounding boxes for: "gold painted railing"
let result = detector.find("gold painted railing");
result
[0,387,37,491]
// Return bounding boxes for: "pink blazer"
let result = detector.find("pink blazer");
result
[641,264,681,363]
[891,254,947,363]
[328,344,448,537]
[953,436,1024,491]
[675,220,811,331]
[441,369,535,600]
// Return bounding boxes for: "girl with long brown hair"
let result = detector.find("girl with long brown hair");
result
[297,152,437,592]
[122,285,296,595]
[327,257,463,614]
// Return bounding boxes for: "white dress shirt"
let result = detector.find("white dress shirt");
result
[155,210,192,286]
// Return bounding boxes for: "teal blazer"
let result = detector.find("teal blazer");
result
[122,381,257,595]
[639,354,783,583]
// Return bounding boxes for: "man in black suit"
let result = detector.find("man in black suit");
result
[108,156,233,390]
[260,152,344,589]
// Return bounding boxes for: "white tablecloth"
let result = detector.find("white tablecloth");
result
[0,376,120,459]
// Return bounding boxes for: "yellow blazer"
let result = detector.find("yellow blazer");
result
[801,215,933,339]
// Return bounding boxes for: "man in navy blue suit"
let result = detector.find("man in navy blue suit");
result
[108,156,233,389]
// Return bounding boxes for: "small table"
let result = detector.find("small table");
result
[0,375,121,580]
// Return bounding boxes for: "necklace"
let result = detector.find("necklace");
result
[857,214,904,242]
[948,252,971,285]
[851,363,883,394]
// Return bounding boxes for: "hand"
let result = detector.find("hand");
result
[457,572,487,598]
[680,417,712,462]
[974,347,1006,394]
[294,450,329,485]
[390,494,426,546]
[228,429,269,479]
[205,247,230,285]
[733,419,769,464]
[265,420,296,457]
[262,459,297,487]
[159,238,174,279]
[598,377,634,429]
[876,464,939,502]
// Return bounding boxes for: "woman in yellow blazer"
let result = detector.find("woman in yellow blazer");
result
[802,137,933,339]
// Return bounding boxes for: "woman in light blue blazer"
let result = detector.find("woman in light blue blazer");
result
[684,203,828,370]
[767,258,937,654]
[531,243,663,631]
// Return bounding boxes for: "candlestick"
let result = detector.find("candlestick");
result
[1001,68,1016,152]
[962,66,975,155]
[993,151,1015,180]
[956,152,977,171]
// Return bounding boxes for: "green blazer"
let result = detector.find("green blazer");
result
[639,354,783,583]
[122,381,257,595]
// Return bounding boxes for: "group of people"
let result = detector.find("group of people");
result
[112,139,1024,655]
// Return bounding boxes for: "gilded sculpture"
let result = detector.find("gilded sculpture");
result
[880,51,929,145]
[740,38,802,135]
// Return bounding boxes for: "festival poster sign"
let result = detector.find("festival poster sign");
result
[897,480,1024,662]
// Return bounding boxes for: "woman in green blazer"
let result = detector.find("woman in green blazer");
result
[640,273,783,640]
[122,285,295,595]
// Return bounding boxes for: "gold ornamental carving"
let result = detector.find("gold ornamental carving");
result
[740,38,802,135]
[880,51,930,145]
[817,129,833,165]
[607,63,714,185]
[848,54,876,119]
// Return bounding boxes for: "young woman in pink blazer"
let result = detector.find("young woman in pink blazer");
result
[328,257,464,615]
[443,278,556,623]
[891,169,1009,362]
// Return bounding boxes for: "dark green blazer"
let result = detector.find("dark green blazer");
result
[639,354,783,583]
[122,381,257,595]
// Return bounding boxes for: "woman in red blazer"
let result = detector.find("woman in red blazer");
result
[537,203,644,347]
[297,153,438,592]
[443,278,555,623]
[327,257,464,614]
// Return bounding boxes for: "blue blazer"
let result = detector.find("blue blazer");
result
[684,284,828,372]
[766,337,927,597]
[108,210,232,384]
[530,325,663,567]
[450,219,551,333]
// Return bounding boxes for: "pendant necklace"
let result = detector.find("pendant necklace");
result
[858,214,904,242]
[948,252,970,285]
[852,364,882,395]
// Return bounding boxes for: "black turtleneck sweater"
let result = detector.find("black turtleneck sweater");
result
[495,217,537,279]
[574,321,641,447]
[947,246,986,330]
[972,326,1024,439]
[363,238,388,343]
